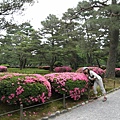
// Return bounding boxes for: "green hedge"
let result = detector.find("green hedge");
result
[45,72,88,100]
[0,73,51,106]
[7,68,50,75]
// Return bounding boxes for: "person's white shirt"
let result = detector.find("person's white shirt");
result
[89,70,101,80]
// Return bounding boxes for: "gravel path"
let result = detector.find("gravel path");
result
[49,89,120,120]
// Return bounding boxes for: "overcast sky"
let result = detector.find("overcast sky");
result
[2,0,112,30]
[14,0,80,29]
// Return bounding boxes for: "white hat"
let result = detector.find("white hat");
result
[82,67,88,71]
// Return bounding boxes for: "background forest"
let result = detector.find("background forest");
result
[0,0,120,78]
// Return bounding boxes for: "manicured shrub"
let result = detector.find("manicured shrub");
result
[44,72,88,100]
[115,68,120,77]
[76,67,105,77]
[0,64,10,67]
[38,66,50,70]
[0,66,7,72]
[54,66,72,72]
[102,68,120,77]
[0,73,51,106]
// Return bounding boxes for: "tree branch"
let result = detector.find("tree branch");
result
[69,0,120,22]
[0,1,23,15]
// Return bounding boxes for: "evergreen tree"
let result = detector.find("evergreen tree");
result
[72,0,120,78]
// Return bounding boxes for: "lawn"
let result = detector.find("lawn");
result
[0,68,120,120]
[7,68,50,75]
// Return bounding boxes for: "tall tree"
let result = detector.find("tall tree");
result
[0,0,35,67]
[40,14,63,71]
[61,8,84,69]
[105,0,120,78]
[71,0,120,78]
[0,0,34,29]
[4,22,41,69]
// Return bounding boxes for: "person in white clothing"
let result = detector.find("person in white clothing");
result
[83,67,107,102]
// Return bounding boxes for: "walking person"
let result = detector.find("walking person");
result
[83,67,107,102]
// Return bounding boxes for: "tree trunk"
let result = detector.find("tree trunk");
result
[86,53,93,66]
[19,59,23,70]
[50,56,56,71]
[23,58,27,68]
[96,58,101,68]
[105,0,119,78]
[105,29,119,78]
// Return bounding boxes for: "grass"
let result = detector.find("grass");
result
[0,68,120,120]
[7,68,50,75]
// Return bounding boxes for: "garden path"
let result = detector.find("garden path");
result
[49,89,120,120]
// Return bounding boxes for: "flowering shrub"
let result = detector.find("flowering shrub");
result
[38,66,50,70]
[0,66,7,72]
[115,68,120,77]
[76,67,105,77]
[44,72,88,100]
[54,66,72,72]
[101,68,120,77]
[0,73,51,106]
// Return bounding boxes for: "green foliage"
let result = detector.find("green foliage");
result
[66,80,86,91]
[8,68,50,75]
[51,80,86,95]
[0,64,10,67]
[54,61,63,67]
[6,22,42,69]
[50,78,87,99]
[0,0,120,77]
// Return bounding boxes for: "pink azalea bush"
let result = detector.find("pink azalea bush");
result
[54,66,72,72]
[115,68,120,77]
[100,68,120,77]
[0,73,51,105]
[76,67,105,77]
[44,72,88,100]
[0,66,7,72]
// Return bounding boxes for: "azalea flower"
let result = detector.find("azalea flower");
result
[45,72,88,100]
[54,66,72,72]
[0,66,7,72]
[76,67,105,76]
[0,73,51,105]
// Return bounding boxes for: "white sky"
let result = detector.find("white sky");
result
[1,0,112,31]
[14,0,80,30]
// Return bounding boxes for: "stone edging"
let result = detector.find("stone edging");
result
[38,86,120,120]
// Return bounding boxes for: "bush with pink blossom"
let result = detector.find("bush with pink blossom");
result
[0,66,7,72]
[76,67,105,78]
[0,73,51,106]
[44,72,88,100]
[54,66,72,72]
[115,68,120,77]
